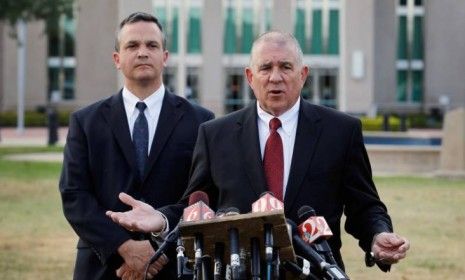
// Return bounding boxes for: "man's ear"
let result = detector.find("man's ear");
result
[245,67,253,87]
[112,52,121,69]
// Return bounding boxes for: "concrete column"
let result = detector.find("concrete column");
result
[75,0,119,108]
[339,0,375,114]
[272,0,293,33]
[201,0,224,115]
[438,107,465,178]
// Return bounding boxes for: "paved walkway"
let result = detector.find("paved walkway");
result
[0,127,67,162]
[0,127,68,147]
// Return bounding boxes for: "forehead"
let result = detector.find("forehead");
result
[119,21,162,43]
[252,40,298,65]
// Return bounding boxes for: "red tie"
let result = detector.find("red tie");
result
[263,117,284,201]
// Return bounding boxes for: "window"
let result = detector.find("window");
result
[223,6,237,54]
[47,14,76,101]
[241,7,254,53]
[187,7,202,53]
[395,0,424,103]
[327,9,339,55]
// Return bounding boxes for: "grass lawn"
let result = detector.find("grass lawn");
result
[1,146,464,279]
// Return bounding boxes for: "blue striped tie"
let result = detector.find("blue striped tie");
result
[133,102,148,179]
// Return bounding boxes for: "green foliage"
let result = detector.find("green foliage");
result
[0,0,74,35]
[0,110,70,127]
[360,116,401,131]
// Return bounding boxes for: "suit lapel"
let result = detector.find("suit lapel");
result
[284,100,322,209]
[237,103,267,196]
[143,91,184,181]
[103,91,138,176]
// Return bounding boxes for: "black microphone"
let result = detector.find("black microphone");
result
[224,207,245,280]
[287,219,350,280]
[250,237,260,280]
[177,235,186,279]
[251,191,283,280]
[282,256,319,280]
[214,242,225,280]
[297,206,337,265]
[183,191,214,280]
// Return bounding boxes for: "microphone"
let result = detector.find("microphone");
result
[251,191,284,213]
[213,242,225,280]
[297,206,337,265]
[287,219,350,280]
[213,208,228,280]
[282,256,319,280]
[223,207,245,280]
[183,191,215,222]
[251,191,283,279]
[250,237,260,280]
[176,235,186,279]
[297,206,332,244]
[183,191,214,280]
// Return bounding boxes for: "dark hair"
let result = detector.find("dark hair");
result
[115,12,166,51]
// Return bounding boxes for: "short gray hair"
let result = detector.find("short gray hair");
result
[249,31,304,67]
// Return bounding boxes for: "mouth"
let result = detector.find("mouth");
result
[135,64,152,69]
[268,89,284,95]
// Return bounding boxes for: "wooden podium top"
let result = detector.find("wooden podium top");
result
[178,210,296,262]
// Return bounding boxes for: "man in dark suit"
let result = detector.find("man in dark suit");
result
[107,31,409,273]
[59,12,213,279]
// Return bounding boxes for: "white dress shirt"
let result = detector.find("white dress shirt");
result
[257,99,300,198]
[122,84,165,155]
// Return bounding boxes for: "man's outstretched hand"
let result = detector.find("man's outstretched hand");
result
[106,192,165,233]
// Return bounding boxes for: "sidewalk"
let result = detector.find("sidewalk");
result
[0,127,68,147]
[0,127,67,162]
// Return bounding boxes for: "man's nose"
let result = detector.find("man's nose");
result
[137,46,149,58]
[269,68,283,82]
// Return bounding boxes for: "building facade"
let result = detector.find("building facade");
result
[0,0,464,117]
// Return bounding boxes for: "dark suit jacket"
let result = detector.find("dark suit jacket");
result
[161,99,392,270]
[59,90,214,279]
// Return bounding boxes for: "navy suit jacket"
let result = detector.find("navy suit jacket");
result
[160,99,392,270]
[59,90,214,279]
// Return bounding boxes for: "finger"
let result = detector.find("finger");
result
[146,272,154,279]
[116,266,124,277]
[160,254,169,265]
[119,192,139,208]
[148,266,159,276]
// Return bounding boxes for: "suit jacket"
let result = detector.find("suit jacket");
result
[59,90,214,279]
[161,99,392,270]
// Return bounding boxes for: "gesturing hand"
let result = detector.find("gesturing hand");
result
[106,192,165,233]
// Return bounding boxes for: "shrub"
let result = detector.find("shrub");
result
[0,110,71,127]
[360,116,401,131]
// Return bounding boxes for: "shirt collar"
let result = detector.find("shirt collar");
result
[122,84,165,117]
[256,98,300,136]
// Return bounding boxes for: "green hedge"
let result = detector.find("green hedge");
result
[360,116,401,131]
[0,110,71,127]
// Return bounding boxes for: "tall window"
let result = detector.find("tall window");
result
[223,0,272,54]
[295,0,339,55]
[47,14,76,101]
[153,0,203,53]
[396,0,424,103]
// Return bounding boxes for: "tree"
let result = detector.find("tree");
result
[0,0,74,35]
[0,0,74,133]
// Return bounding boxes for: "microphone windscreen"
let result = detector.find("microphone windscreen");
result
[297,205,316,221]
[188,190,209,206]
